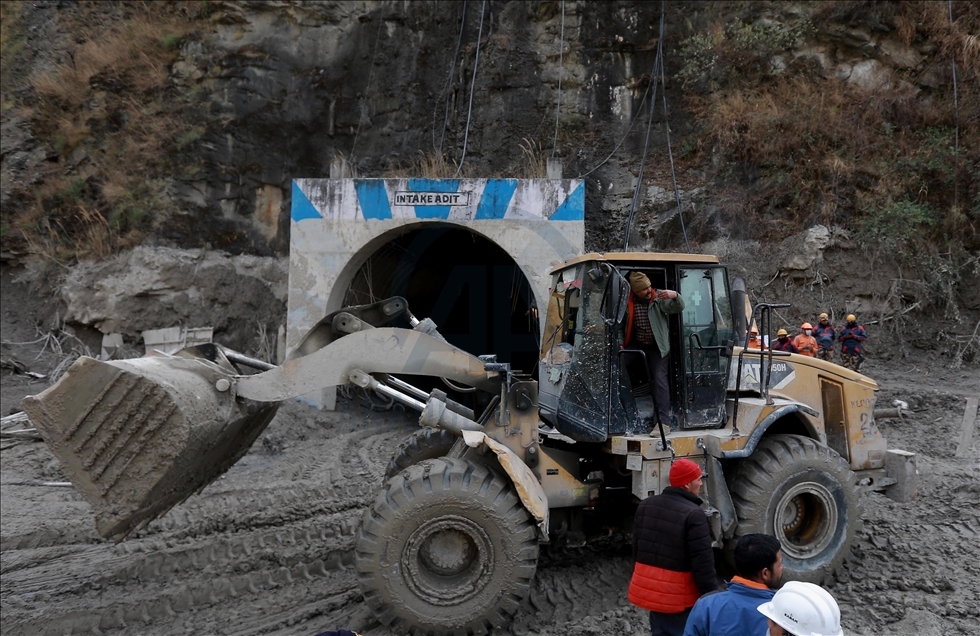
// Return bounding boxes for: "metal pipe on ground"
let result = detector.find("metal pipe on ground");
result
[873,408,909,420]
[222,349,276,371]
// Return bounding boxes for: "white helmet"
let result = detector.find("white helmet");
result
[757,581,843,636]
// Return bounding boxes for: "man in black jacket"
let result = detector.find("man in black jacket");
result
[628,458,719,636]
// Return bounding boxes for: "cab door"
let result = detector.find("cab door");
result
[677,266,734,427]
[549,264,614,442]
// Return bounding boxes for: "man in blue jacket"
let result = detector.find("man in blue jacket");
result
[682,534,783,636]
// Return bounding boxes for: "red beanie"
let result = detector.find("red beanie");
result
[669,458,702,488]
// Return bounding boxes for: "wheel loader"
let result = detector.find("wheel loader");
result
[21,252,917,636]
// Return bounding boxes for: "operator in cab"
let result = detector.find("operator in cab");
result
[623,271,684,430]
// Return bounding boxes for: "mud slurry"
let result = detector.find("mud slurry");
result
[0,400,406,636]
[2,366,979,636]
[836,367,980,636]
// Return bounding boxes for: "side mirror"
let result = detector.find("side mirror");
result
[602,275,630,325]
[722,339,734,358]
[616,278,629,323]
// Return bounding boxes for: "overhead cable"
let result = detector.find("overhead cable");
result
[456,0,487,176]
[659,41,691,252]
[575,79,652,179]
[949,0,960,210]
[552,1,565,157]
[438,1,468,155]
[623,4,666,251]
[351,7,386,163]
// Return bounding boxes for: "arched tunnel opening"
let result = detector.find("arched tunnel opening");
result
[343,225,541,403]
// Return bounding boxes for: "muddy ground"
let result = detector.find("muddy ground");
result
[1,268,978,636]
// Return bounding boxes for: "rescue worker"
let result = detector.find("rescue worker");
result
[757,581,844,636]
[629,458,719,636]
[746,328,765,350]
[814,313,835,361]
[682,534,783,636]
[624,271,685,429]
[771,329,797,353]
[792,322,818,358]
[839,314,867,372]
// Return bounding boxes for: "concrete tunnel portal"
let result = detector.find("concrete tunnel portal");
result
[343,226,541,378]
[286,178,585,409]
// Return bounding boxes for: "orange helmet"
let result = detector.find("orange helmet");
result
[801,322,813,330]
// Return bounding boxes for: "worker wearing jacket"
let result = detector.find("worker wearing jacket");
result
[814,313,835,361]
[624,271,685,428]
[793,322,818,357]
[629,459,718,636]
[772,329,797,353]
[682,534,783,636]
[839,315,867,372]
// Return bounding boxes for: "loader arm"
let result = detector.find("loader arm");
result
[237,327,500,401]
[21,303,500,541]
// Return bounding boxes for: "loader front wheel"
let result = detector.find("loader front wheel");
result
[383,427,457,481]
[730,434,862,583]
[356,458,539,636]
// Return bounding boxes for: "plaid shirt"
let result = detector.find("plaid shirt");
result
[632,299,656,346]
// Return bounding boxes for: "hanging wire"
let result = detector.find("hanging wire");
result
[575,79,653,179]
[623,4,666,251]
[438,1,468,155]
[351,8,386,162]
[455,0,487,176]
[552,1,565,157]
[948,0,960,211]
[659,36,691,253]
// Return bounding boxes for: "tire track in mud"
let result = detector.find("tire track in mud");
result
[1,405,412,636]
[506,551,634,635]
[838,460,980,635]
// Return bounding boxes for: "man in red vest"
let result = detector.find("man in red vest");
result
[629,458,720,636]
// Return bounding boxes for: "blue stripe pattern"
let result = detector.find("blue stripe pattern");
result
[354,180,392,220]
[292,179,585,222]
[475,179,519,219]
[291,181,323,222]
[549,182,585,221]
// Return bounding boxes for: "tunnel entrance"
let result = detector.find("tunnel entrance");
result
[344,226,541,380]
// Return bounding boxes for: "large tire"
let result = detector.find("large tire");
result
[730,434,863,583]
[383,427,458,481]
[355,458,540,635]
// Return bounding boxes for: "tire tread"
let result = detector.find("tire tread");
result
[730,434,863,583]
[355,457,539,635]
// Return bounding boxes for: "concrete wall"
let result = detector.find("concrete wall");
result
[287,178,585,405]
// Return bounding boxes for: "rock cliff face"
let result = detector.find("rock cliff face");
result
[2,1,975,259]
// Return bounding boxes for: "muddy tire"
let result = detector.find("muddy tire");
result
[356,457,539,635]
[383,427,458,481]
[730,434,863,583]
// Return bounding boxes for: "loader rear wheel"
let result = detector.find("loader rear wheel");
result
[730,434,862,583]
[383,427,457,481]
[356,457,539,636]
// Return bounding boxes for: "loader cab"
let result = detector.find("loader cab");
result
[538,254,735,442]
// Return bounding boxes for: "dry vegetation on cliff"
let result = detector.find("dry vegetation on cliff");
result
[0,1,977,261]
[1,1,201,259]
[677,1,979,249]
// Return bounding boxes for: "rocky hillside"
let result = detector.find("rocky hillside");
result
[1,0,978,360]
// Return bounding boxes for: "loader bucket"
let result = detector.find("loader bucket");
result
[21,348,278,540]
